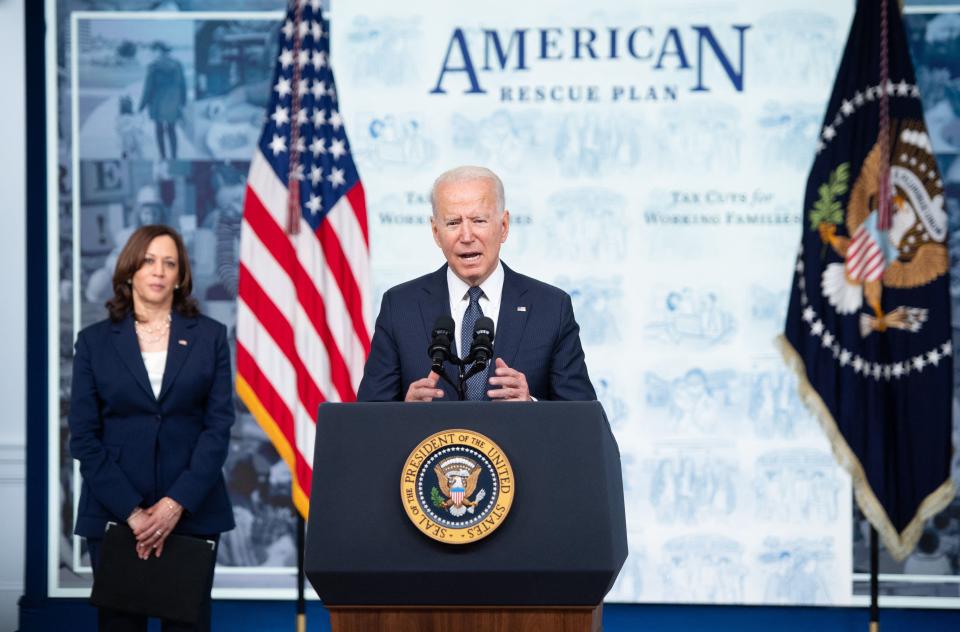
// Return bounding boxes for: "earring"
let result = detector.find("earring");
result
[126,279,132,285]
[175,284,180,290]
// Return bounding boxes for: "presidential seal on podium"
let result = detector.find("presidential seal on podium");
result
[401,429,515,544]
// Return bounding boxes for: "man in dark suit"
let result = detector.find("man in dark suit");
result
[357,166,596,402]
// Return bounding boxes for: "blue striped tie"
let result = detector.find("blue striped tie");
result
[461,286,487,400]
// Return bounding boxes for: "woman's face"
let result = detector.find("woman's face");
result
[131,235,179,312]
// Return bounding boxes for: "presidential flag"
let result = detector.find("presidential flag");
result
[780,0,955,560]
[237,0,371,518]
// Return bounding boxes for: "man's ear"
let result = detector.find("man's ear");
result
[500,209,510,243]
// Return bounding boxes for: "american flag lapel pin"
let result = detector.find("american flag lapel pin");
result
[517,306,527,312]
[178,339,188,346]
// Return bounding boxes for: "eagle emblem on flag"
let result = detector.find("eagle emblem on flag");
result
[816,121,948,338]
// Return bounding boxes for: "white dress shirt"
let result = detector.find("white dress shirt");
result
[447,261,504,358]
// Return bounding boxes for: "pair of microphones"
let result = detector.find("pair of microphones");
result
[428,316,495,400]
[429,316,495,371]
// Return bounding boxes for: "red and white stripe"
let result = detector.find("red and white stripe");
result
[845,224,886,282]
[237,149,371,514]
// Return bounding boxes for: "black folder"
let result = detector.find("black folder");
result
[90,521,216,624]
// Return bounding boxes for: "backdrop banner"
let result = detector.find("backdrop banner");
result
[46,0,960,605]
[331,0,854,605]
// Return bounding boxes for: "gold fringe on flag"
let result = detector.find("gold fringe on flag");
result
[776,334,956,561]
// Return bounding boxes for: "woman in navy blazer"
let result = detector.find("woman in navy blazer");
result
[69,225,234,632]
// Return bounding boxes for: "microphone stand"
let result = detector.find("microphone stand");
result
[433,356,488,401]
[432,357,465,400]
[456,361,468,401]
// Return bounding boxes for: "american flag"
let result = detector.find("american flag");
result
[236,0,371,518]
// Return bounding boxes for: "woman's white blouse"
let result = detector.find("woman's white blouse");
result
[140,350,167,399]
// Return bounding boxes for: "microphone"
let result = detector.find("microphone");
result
[467,316,495,369]
[428,316,455,370]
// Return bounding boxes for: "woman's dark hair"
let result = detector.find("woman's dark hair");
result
[106,224,199,322]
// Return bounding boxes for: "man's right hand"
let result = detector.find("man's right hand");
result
[405,371,445,402]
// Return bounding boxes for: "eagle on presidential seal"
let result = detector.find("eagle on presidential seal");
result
[432,456,487,518]
[816,120,947,337]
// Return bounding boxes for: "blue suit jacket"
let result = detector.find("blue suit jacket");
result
[357,263,596,402]
[69,312,236,538]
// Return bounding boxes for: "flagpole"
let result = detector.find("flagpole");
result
[872,3,889,629]
[291,0,307,623]
[869,526,879,632]
[297,513,306,632]
[871,3,889,629]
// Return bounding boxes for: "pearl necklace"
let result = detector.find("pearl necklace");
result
[135,313,172,344]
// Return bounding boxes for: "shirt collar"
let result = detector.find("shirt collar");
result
[446,260,504,303]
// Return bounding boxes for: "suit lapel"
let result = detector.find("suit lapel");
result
[110,315,155,401]
[494,263,529,368]
[419,265,456,399]
[418,265,452,344]
[158,312,197,401]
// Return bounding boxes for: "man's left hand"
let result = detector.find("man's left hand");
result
[487,358,531,401]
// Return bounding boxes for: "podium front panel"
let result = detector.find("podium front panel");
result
[305,401,627,606]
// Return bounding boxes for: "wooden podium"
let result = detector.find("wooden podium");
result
[326,605,602,632]
[304,402,627,632]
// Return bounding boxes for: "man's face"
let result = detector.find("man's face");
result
[137,202,164,226]
[215,181,245,218]
[431,178,509,286]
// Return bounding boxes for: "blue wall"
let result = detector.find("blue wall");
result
[18,600,960,631]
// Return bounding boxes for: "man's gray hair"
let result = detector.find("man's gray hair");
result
[430,166,505,216]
